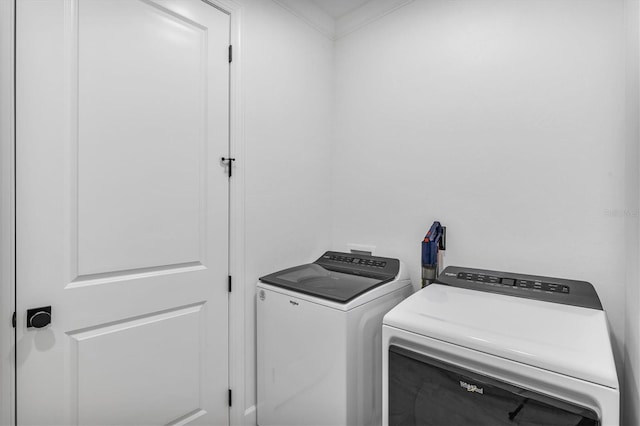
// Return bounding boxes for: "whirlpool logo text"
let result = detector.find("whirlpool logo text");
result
[459,381,484,394]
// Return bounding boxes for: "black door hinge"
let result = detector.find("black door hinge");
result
[228,276,232,293]
[228,389,232,407]
[11,312,16,328]
[229,45,233,63]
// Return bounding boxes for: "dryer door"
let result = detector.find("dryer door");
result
[388,346,599,426]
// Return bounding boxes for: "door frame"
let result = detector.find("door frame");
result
[0,0,247,424]
[0,0,16,424]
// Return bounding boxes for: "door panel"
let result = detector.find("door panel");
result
[77,0,207,276]
[70,304,205,425]
[16,1,230,424]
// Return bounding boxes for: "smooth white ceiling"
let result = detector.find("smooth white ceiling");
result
[309,0,372,19]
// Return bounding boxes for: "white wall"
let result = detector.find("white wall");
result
[241,0,334,421]
[624,1,640,424]
[333,0,628,380]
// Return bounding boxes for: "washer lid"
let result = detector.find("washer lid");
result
[259,251,400,303]
[383,284,619,389]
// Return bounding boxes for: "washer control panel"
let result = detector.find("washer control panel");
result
[436,266,602,310]
[324,253,387,269]
[316,251,399,279]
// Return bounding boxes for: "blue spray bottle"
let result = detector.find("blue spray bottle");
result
[421,221,445,288]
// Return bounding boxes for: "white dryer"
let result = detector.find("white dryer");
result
[257,251,413,426]
[382,266,619,426]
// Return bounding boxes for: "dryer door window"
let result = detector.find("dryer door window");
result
[388,346,599,426]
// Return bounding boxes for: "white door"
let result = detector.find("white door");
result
[16,0,230,424]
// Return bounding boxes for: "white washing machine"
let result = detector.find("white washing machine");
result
[257,251,413,426]
[382,266,619,426]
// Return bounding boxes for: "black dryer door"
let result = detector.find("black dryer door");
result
[388,346,599,426]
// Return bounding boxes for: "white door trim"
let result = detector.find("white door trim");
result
[0,0,246,424]
[0,0,16,424]
[211,0,249,424]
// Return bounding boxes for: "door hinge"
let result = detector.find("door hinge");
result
[228,389,232,407]
[229,45,233,63]
[228,275,232,293]
[11,312,16,328]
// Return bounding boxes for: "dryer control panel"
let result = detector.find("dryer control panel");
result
[436,266,602,310]
[455,271,570,294]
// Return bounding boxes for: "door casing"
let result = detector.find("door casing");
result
[0,0,246,424]
[0,1,16,425]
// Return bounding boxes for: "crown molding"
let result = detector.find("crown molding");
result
[335,0,414,39]
[271,0,335,40]
[271,0,414,41]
